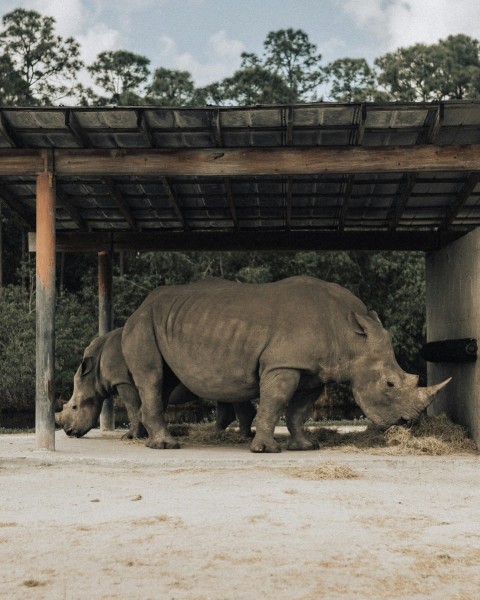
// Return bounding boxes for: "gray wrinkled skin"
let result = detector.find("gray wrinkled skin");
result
[121,276,450,453]
[56,328,256,440]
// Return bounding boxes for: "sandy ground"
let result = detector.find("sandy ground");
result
[1,428,479,600]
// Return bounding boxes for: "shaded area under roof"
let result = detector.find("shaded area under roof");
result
[2,101,480,251]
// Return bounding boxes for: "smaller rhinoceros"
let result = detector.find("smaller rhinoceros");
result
[56,328,256,439]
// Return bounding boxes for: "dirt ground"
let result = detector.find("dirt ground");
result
[1,427,479,600]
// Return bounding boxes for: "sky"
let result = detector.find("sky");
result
[1,0,480,88]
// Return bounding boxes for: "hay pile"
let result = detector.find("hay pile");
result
[126,414,477,456]
[280,462,359,480]
[310,413,477,455]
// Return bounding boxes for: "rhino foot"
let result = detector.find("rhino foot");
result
[287,438,319,451]
[146,436,180,449]
[250,436,281,453]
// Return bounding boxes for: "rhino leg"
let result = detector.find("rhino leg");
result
[251,369,301,453]
[286,387,322,451]
[122,327,179,450]
[215,402,236,431]
[233,401,256,437]
[117,384,148,440]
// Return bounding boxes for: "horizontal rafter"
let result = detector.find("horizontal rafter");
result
[28,229,465,253]
[4,144,480,177]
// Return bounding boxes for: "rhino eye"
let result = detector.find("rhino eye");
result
[72,405,78,410]
[386,381,395,388]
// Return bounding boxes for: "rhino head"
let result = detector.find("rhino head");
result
[346,311,451,429]
[55,355,105,437]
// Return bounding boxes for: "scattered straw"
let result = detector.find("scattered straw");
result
[280,462,359,480]
[309,414,477,455]
[124,414,477,456]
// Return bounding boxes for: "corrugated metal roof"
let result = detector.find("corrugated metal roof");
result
[1,101,480,249]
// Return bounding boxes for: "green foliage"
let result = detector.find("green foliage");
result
[0,8,83,104]
[324,58,386,102]
[88,50,150,105]
[147,67,197,105]
[0,286,97,412]
[375,34,480,101]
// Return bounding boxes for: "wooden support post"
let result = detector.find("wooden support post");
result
[35,162,56,451]
[98,249,115,431]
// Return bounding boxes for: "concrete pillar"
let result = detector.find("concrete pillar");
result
[426,228,480,448]
[98,249,115,431]
[35,167,56,451]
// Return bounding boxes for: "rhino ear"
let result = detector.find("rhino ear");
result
[349,311,382,338]
[80,356,94,377]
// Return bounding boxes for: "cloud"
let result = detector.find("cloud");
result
[158,31,245,86]
[342,0,480,52]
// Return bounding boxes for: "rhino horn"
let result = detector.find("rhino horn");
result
[417,377,452,410]
[54,410,64,425]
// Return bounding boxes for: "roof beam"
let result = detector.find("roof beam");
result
[388,174,417,231]
[440,172,480,229]
[56,191,89,231]
[51,144,480,177]
[48,229,465,253]
[161,176,189,231]
[0,183,35,228]
[224,178,239,230]
[102,178,140,232]
[3,144,480,178]
[338,175,354,231]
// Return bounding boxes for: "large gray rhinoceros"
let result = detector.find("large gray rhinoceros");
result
[121,275,450,453]
[56,328,256,439]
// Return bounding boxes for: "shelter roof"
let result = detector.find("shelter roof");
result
[2,101,480,251]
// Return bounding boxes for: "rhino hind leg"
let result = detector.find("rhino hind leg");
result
[215,402,236,431]
[286,387,322,451]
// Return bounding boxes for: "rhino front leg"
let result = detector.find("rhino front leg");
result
[251,369,301,453]
[286,387,322,450]
[117,384,148,440]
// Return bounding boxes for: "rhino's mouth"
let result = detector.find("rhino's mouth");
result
[65,427,85,438]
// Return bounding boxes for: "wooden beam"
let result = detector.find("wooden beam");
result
[65,109,90,148]
[338,175,354,231]
[103,178,139,232]
[286,176,293,230]
[161,176,189,231]
[224,178,239,230]
[35,151,56,451]
[136,109,155,148]
[0,183,35,228]
[51,229,464,253]
[52,144,480,177]
[388,174,417,231]
[56,190,89,231]
[440,172,480,229]
[0,149,45,175]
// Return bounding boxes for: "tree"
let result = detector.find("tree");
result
[0,53,30,104]
[324,58,385,102]
[147,67,196,105]
[375,43,439,101]
[432,34,480,99]
[375,35,480,101]
[196,64,294,105]
[88,50,150,105]
[261,29,324,100]
[0,8,83,104]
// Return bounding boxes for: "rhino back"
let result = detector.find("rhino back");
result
[126,276,367,400]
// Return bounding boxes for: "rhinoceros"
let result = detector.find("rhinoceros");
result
[56,327,256,439]
[121,275,450,452]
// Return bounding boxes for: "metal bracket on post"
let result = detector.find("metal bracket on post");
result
[98,244,115,431]
[35,149,56,451]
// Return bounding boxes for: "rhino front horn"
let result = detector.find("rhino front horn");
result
[419,377,452,409]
